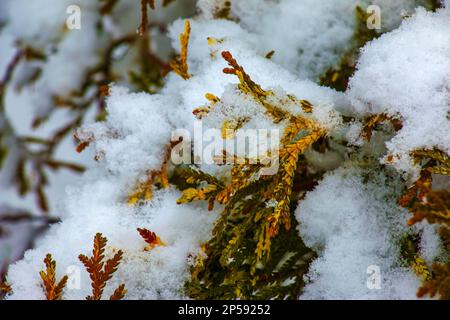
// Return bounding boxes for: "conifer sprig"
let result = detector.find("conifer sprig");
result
[137,0,155,36]
[222,51,268,99]
[0,281,12,296]
[401,149,450,300]
[180,50,327,298]
[417,228,450,300]
[39,254,68,300]
[137,228,165,251]
[170,20,191,80]
[110,284,127,300]
[127,143,173,205]
[78,233,126,300]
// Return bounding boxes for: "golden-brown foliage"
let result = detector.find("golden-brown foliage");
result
[412,149,450,177]
[407,190,450,227]
[109,284,127,300]
[170,20,191,80]
[0,282,12,295]
[177,51,324,299]
[127,175,155,205]
[137,228,165,251]
[401,149,450,300]
[39,254,68,300]
[78,233,126,300]
[127,143,172,205]
[180,51,327,265]
[137,0,155,36]
[222,51,268,99]
[417,226,450,300]
[319,6,378,91]
[411,256,432,282]
[361,113,402,141]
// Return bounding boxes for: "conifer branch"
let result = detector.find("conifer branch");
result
[127,143,174,205]
[411,256,431,282]
[361,113,402,141]
[110,284,127,300]
[181,50,328,298]
[170,21,191,80]
[401,148,450,300]
[222,51,268,99]
[79,233,126,300]
[417,227,450,300]
[39,254,68,300]
[0,282,12,295]
[137,228,165,251]
[137,0,155,36]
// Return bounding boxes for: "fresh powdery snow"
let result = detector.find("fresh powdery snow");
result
[2,0,449,299]
[296,167,421,299]
[348,6,450,178]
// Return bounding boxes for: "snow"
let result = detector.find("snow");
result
[82,87,175,178]
[296,167,421,299]
[347,6,450,178]
[4,0,93,47]
[230,0,423,81]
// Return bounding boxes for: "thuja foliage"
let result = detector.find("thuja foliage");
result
[137,227,166,251]
[170,49,447,299]
[125,2,449,300]
[78,233,126,300]
[36,233,127,300]
[170,20,192,80]
[399,149,450,299]
[4,229,165,299]
[317,2,450,300]
[0,0,180,217]
[39,254,69,300]
[3,0,449,301]
[170,51,325,299]
[171,17,448,300]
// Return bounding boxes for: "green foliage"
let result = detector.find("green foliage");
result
[185,200,316,299]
